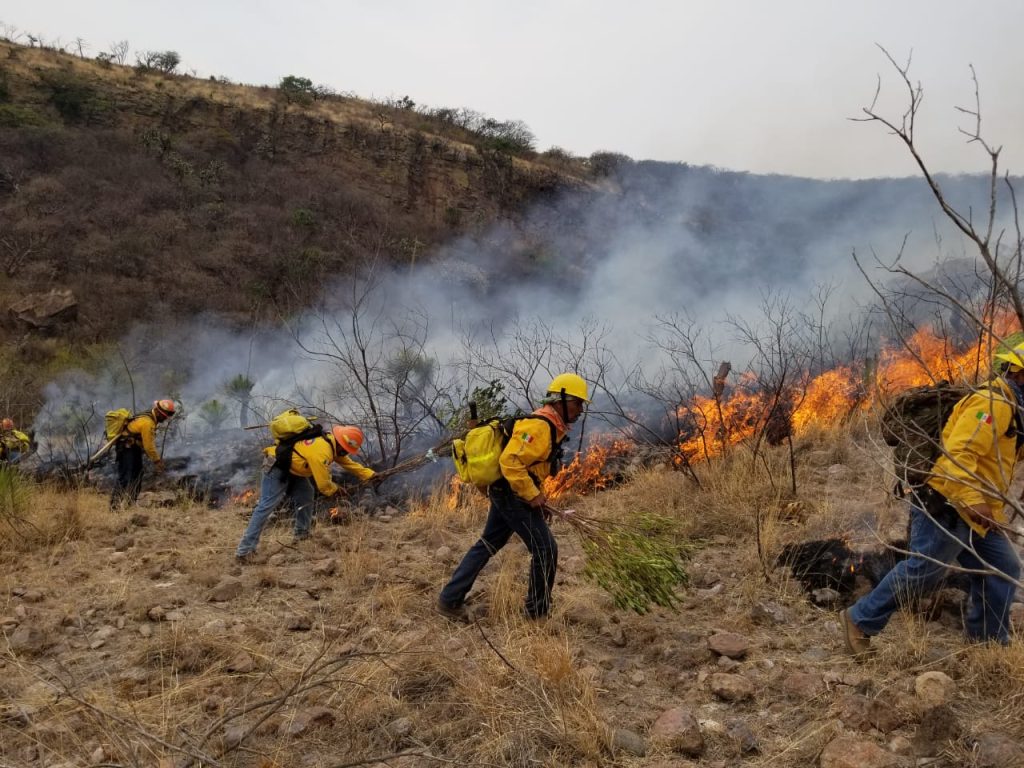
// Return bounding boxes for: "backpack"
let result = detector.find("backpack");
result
[268,408,324,471]
[880,381,1020,494]
[104,408,135,441]
[452,414,561,489]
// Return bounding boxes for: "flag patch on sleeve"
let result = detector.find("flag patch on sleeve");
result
[519,432,534,443]
[976,411,992,424]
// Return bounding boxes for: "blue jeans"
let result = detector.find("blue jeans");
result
[849,504,1020,644]
[440,480,558,617]
[235,468,315,556]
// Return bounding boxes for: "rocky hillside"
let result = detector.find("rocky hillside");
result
[2,424,1022,768]
[0,40,590,411]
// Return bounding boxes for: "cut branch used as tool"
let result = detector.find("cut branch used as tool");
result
[546,505,690,613]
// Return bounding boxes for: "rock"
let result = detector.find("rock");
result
[649,707,704,757]
[629,670,646,686]
[209,577,244,602]
[268,554,286,566]
[113,535,134,552]
[799,646,831,663]
[433,545,453,561]
[163,610,186,622]
[974,732,1024,768]
[138,491,177,508]
[279,706,335,736]
[913,671,955,708]
[887,735,912,756]
[602,624,627,647]
[139,624,153,638]
[716,656,740,671]
[21,589,45,603]
[1009,602,1024,628]
[826,463,849,479]
[90,746,106,763]
[811,587,842,606]
[6,626,49,655]
[707,632,749,659]
[147,605,166,621]
[782,672,823,700]
[726,719,759,755]
[612,727,647,757]
[8,288,77,329]
[690,566,722,588]
[385,716,414,739]
[836,693,903,734]
[129,513,150,527]
[222,725,247,749]
[708,673,754,702]
[911,705,959,758]
[108,551,127,565]
[286,613,312,631]
[751,600,789,624]
[203,619,228,633]
[312,558,338,577]
[226,651,256,673]
[819,736,907,767]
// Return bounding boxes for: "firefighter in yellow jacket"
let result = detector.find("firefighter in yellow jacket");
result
[843,347,1024,653]
[439,373,589,620]
[111,400,176,509]
[0,418,33,465]
[236,425,376,562]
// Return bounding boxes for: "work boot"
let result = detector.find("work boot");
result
[840,609,871,656]
[436,599,471,623]
[235,552,261,566]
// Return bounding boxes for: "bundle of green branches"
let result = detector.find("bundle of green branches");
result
[551,506,691,613]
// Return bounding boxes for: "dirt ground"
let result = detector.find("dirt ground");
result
[2,433,1023,768]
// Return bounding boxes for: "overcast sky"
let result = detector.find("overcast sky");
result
[4,0,1023,180]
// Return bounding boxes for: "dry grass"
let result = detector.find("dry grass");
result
[2,427,1023,766]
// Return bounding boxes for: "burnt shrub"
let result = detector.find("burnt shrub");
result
[37,71,107,124]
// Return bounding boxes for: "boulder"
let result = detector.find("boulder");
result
[8,289,77,330]
[611,727,647,757]
[974,732,1024,768]
[209,577,244,603]
[649,707,704,757]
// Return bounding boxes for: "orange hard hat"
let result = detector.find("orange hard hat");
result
[153,399,176,419]
[332,425,364,455]
[1,418,13,430]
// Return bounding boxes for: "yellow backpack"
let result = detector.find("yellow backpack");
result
[452,415,560,489]
[269,409,313,441]
[104,408,134,440]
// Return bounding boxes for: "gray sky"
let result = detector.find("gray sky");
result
[4,0,1023,179]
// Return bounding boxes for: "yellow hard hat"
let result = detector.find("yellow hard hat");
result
[994,343,1024,371]
[546,372,590,403]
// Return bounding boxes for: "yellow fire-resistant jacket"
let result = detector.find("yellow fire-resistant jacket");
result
[928,377,1023,535]
[265,435,375,497]
[125,414,161,463]
[498,404,568,502]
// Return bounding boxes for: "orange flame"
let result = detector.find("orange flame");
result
[544,439,634,500]
[446,476,464,510]
[232,488,257,505]
[677,314,1022,464]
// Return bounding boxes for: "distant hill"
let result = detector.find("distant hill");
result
[0,40,1009,419]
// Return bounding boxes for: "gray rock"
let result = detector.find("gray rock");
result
[811,587,842,606]
[385,716,414,739]
[750,600,789,624]
[707,632,749,659]
[209,577,244,603]
[7,626,50,655]
[612,727,647,757]
[726,719,759,755]
[226,651,256,673]
[113,534,134,552]
[279,706,335,736]
[649,707,704,757]
[286,613,312,631]
[312,558,338,577]
[974,732,1024,768]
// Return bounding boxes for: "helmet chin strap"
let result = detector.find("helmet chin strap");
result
[559,388,569,424]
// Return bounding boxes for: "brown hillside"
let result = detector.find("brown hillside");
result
[0,41,592,413]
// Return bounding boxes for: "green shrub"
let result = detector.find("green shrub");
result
[38,70,106,124]
[0,465,33,537]
[0,103,47,127]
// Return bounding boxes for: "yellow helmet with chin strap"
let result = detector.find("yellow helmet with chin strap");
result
[546,372,590,403]
[994,342,1024,372]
